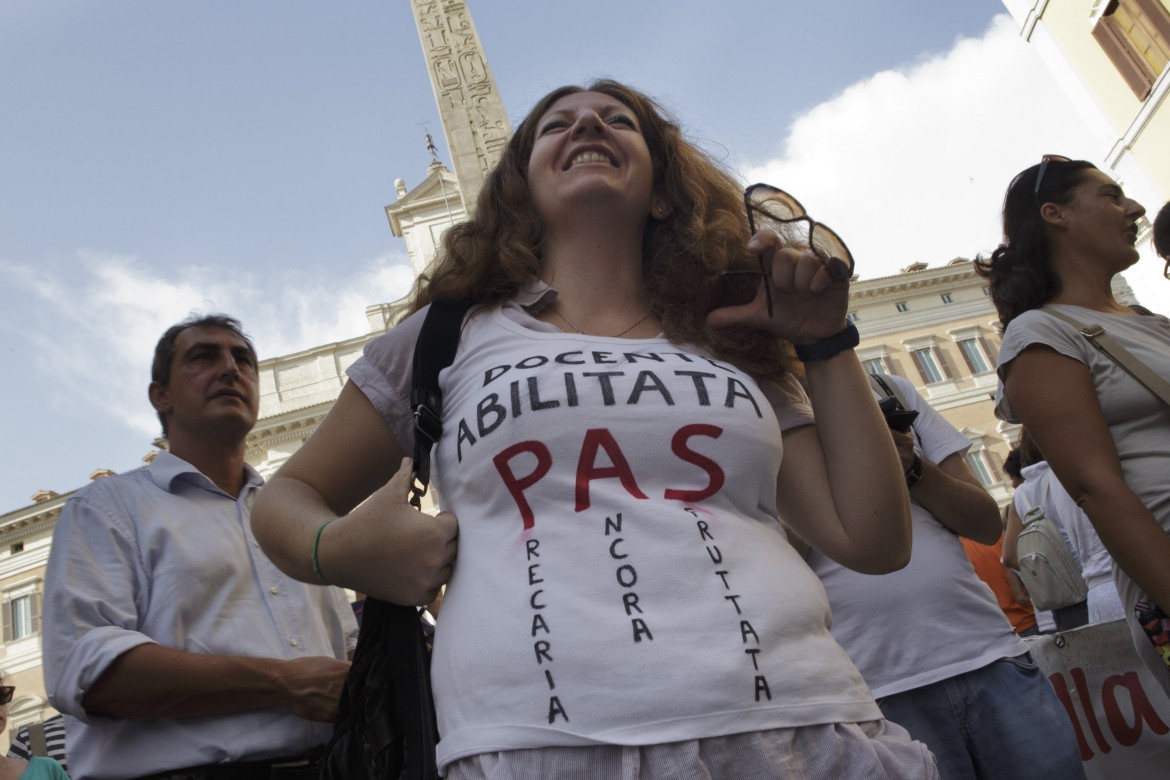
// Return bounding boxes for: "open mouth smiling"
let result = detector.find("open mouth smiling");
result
[567,150,616,168]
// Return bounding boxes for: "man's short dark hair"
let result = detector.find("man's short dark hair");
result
[151,314,256,435]
[1154,201,1170,261]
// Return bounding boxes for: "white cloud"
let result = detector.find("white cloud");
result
[741,15,1106,283]
[2,251,416,439]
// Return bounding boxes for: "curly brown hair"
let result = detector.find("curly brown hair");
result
[403,79,796,380]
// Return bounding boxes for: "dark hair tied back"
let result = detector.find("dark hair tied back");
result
[974,158,1097,327]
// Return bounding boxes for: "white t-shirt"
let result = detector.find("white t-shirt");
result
[349,299,881,773]
[808,375,1026,698]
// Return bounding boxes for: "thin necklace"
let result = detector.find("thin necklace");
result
[551,305,653,338]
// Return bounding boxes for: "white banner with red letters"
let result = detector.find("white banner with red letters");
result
[1027,619,1170,777]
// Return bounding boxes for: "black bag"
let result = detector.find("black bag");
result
[318,599,438,779]
[319,299,472,780]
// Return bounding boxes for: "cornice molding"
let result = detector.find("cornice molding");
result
[247,409,329,460]
[1106,65,1170,168]
[0,490,71,530]
[851,268,981,302]
[1018,0,1050,40]
[257,333,372,372]
[0,511,59,545]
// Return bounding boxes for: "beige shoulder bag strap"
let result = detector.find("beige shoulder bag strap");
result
[1042,306,1170,409]
[27,722,47,757]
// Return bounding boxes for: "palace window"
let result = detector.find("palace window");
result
[910,348,946,384]
[3,588,40,643]
[966,450,997,487]
[857,345,896,378]
[957,337,994,374]
[895,302,909,313]
[1092,0,1170,99]
[948,326,999,376]
[941,293,954,304]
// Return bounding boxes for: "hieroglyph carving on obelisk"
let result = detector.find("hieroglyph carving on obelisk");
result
[410,0,511,213]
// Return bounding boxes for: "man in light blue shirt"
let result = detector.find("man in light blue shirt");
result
[44,314,358,780]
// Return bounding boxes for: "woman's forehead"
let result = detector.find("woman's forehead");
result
[538,91,630,121]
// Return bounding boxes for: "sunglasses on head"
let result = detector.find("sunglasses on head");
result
[0,686,14,705]
[1033,154,1071,201]
[716,183,855,317]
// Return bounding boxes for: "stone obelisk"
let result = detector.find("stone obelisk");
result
[410,0,511,213]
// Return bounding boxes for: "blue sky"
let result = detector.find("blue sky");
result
[0,1,1157,512]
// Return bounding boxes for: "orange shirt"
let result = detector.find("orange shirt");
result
[962,535,1038,635]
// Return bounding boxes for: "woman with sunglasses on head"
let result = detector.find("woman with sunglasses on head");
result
[0,678,69,779]
[977,156,1170,693]
[253,80,935,778]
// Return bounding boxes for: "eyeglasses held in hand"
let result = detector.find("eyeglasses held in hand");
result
[718,183,855,318]
[0,686,14,705]
[1033,154,1071,201]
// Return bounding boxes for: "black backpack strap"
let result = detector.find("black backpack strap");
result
[868,372,911,410]
[410,299,474,507]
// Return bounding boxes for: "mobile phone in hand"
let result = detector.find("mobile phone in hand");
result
[878,396,919,433]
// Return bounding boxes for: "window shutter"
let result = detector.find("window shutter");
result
[957,340,978,373]
[934,346,956,380]
[979,336,999,369]
[31,591,40,636]
[2,600,11,644]
[1135,0,1170,50]
[987,450,1005,482]
[1093,16,1155,98]
[910,351,931,384]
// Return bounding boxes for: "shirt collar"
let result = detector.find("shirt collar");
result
[147,450,264,495]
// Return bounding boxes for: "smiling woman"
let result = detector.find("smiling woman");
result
[978,158,1170,697]
[251,79,934,779]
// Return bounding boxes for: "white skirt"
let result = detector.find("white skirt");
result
[443,720,937,780]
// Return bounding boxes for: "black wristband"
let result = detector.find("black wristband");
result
[795,321,860,363]
[905,453,923,488]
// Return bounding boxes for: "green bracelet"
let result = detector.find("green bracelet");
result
[312,519,335,585]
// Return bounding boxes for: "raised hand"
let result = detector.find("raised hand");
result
[708,231,851,345]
